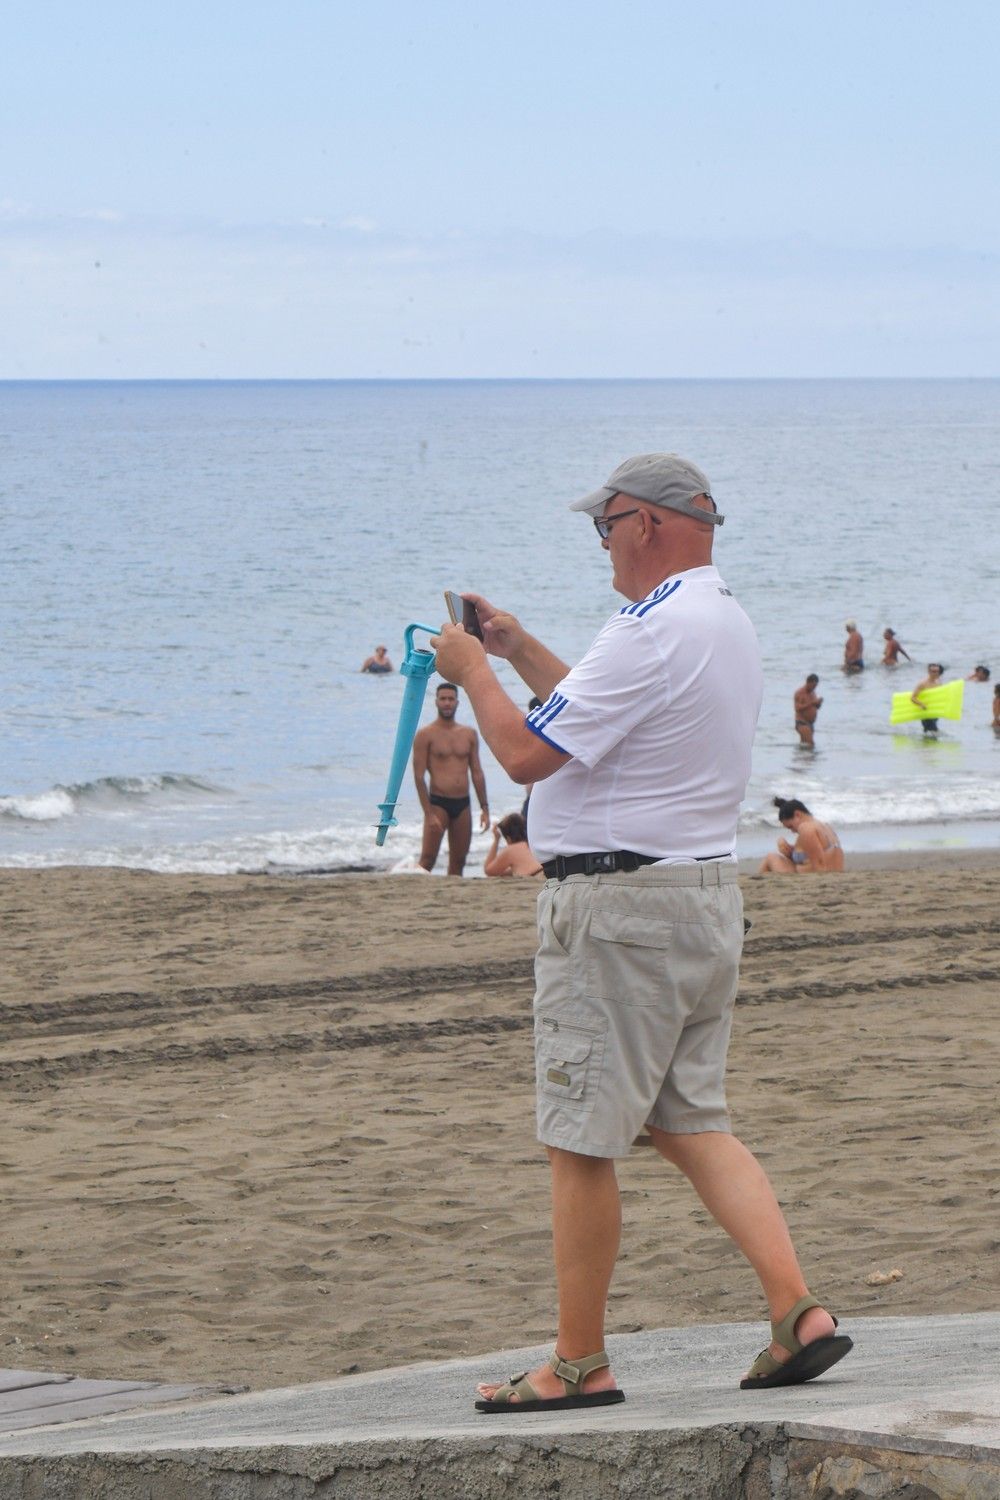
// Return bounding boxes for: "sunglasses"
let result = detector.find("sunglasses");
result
[592,508,661,540]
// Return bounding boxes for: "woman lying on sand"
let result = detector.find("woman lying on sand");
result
[758,796,844,875]
[483,812,543,877]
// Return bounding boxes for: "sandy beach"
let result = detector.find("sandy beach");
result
[1,857,998,1392]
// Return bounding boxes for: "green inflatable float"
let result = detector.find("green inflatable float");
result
[889,678,964,725]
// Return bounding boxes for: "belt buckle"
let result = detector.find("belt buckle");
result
[583,851,618,876]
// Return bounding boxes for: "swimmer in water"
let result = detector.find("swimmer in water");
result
[361,644,394,674]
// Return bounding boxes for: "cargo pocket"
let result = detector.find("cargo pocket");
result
[536,1022,603,1114]
[585,908,674,1007]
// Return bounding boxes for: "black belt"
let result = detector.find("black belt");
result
[541,850,659,880]
[541,850,729,880]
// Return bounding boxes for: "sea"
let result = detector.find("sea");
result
[2,379,998,875]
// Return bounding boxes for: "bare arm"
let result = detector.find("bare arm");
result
[483,830,512,877]
[412,730,432,814]
[431,626,571,784]
[468,732,490,831]
[464,660,570,784]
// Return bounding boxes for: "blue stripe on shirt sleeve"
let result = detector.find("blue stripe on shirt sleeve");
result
[525,718,568,753]
[526,692,568,731]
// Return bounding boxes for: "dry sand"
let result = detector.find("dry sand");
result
[1,859,998,1391]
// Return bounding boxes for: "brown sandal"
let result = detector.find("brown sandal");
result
[740,1294,853,1390]
[475,1350,625,1413]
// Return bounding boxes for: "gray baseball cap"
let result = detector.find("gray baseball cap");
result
[569,452,724,526]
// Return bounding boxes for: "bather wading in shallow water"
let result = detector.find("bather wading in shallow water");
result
[758,797,844,875]
[881,628,911,667]
[911,662,945,737]
[360,644,394,674]
[793,673,822,747]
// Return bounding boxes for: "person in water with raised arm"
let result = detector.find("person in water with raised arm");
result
[881,629,911,666]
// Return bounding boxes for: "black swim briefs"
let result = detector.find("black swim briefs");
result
[429,793,471,820]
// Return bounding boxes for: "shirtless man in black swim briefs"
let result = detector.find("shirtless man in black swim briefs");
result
[793,673,822,747]
[412,682,489,874]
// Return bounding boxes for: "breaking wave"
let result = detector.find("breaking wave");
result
[0,774,228,823]
[740,774,1000,831]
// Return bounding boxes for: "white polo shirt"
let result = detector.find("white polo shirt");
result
[525,565,762,863]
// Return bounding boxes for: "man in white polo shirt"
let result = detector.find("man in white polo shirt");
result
[431,454,851,1412]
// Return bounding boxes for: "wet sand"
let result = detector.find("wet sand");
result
[1,858,998,1390]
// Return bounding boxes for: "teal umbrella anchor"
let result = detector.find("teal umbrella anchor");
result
[375,622,439,845]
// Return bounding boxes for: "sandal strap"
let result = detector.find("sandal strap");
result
[547,1349,610,1398]
[770,1294,834,1356]
[490,1370,541,1405]
[745,1347,783,1381]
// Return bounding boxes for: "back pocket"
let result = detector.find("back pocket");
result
[586,908,674,1007]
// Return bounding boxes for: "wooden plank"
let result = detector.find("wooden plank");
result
[0,1383,228,1433]
[0,1371,243,1433]
[0,1371,73,1394]
[0,1379,152,1416]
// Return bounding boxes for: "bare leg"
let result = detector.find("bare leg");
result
[418,809,447,871]
[649,1129,835,1364]
[758,852,796,874]
[795,723,814,747]
[476,1147,621,1401]
[446,805,473,876]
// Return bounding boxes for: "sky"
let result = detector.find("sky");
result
[2,0,998,378]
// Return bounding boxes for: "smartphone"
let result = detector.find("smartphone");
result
[444,590,484,641]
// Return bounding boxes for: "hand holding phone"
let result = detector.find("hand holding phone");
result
[444,591,484,642]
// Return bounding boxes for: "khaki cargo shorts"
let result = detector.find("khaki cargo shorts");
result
[533,864,744,1159]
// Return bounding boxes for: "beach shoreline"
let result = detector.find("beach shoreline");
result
[1,857,998,1392]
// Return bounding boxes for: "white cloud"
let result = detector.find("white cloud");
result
[0,198,36,221]
[0,212,996,378]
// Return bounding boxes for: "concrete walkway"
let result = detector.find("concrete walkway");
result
[1,1312,998,1497]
